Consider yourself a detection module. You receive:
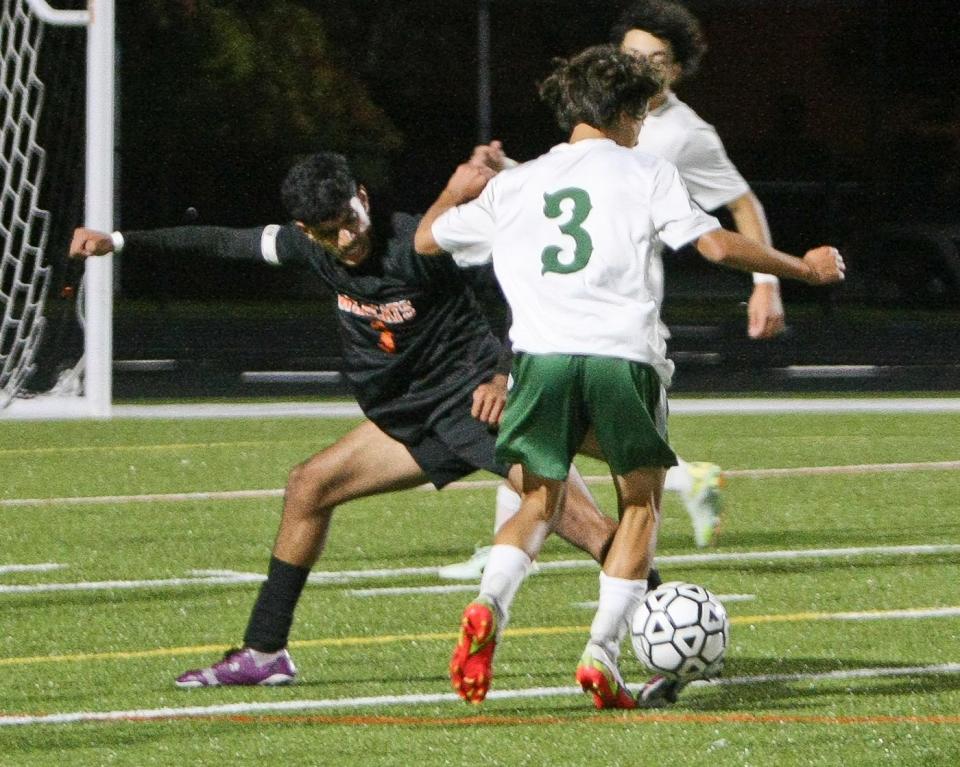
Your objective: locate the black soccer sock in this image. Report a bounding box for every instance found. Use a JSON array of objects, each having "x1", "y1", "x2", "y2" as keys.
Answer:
[
  {"x1": 647, "y1": 567, "x2": 663, "y2": 591},
  {"x1": 242, "y1": 556, "x2": 311, "y2": 652}
]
